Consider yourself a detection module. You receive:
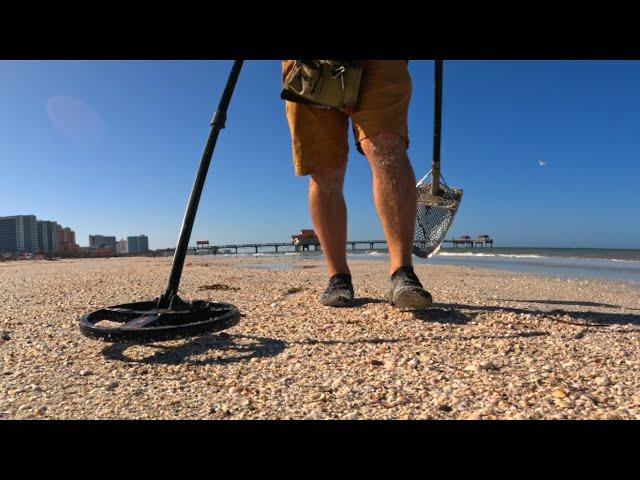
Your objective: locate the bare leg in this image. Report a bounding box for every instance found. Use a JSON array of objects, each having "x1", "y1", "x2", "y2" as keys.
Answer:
[
  {"x1": 360, "y1": 132, "x2": 417, "y2": 276},
  {"x1": 308, "y1": 165, "x2": 349, "y2": 278}
]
